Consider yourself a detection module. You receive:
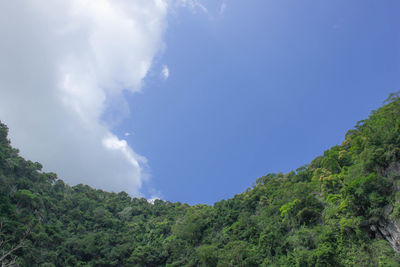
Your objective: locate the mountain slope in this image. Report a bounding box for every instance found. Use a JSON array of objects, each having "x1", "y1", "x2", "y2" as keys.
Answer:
[{"x1": 1, "y1": 93, "x2": 400, "y2": 266}]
